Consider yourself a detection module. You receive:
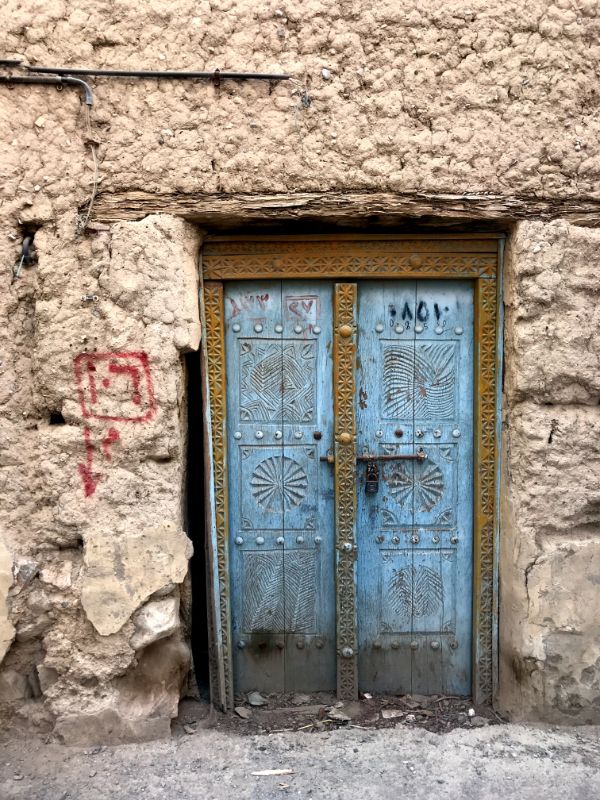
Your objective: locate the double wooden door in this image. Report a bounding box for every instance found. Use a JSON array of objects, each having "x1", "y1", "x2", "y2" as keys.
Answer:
[{"x1": 223, "y1": 279, "x2": 474, "y2": 695}]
